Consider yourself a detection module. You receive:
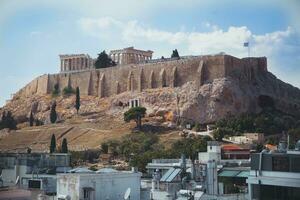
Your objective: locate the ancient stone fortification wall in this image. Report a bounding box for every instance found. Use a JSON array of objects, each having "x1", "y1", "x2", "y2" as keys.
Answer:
[{"x1": 15, "y1": 55, "x2": 267, "y2": 98}]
